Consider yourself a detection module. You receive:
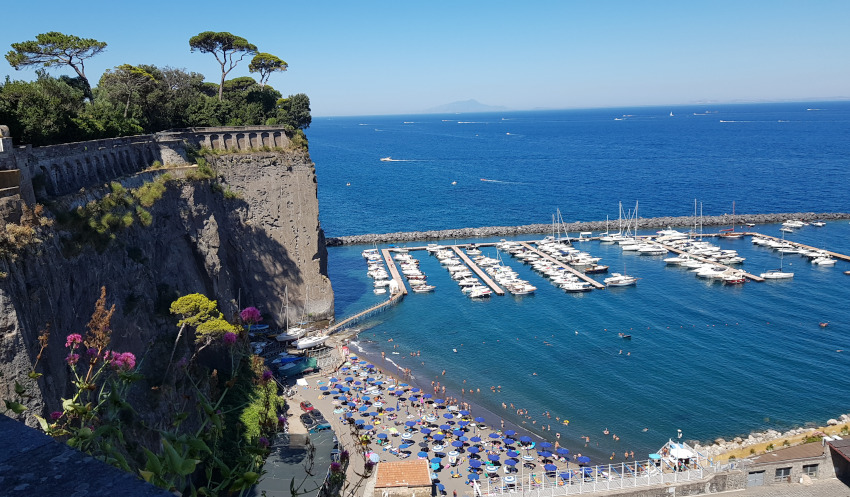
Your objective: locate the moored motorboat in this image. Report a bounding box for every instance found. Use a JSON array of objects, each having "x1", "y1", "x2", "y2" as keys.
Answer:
[
  {"x1": 604, "y1": 272, "x2": 637, "y2": 287},
  {"x1": 760, "y1": 270, "x2": 794, "y2": 279}
]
